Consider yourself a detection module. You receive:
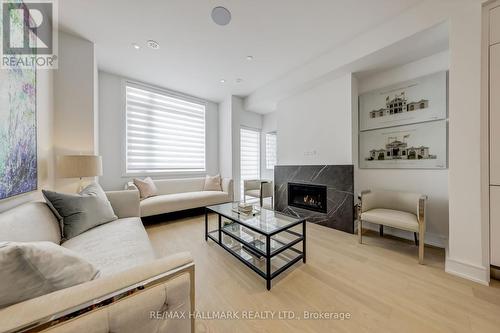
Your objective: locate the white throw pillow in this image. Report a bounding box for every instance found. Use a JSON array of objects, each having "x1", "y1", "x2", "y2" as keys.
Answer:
[
  {"x1": 133, "y1": 177, "x2": 158, "y2": 199},
  {"x1": 0, "y1": 241, "x2": 100, "y2": 308},
  {"x1": 204, "y1": 174, "x2": 222, "y2": 191}
]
